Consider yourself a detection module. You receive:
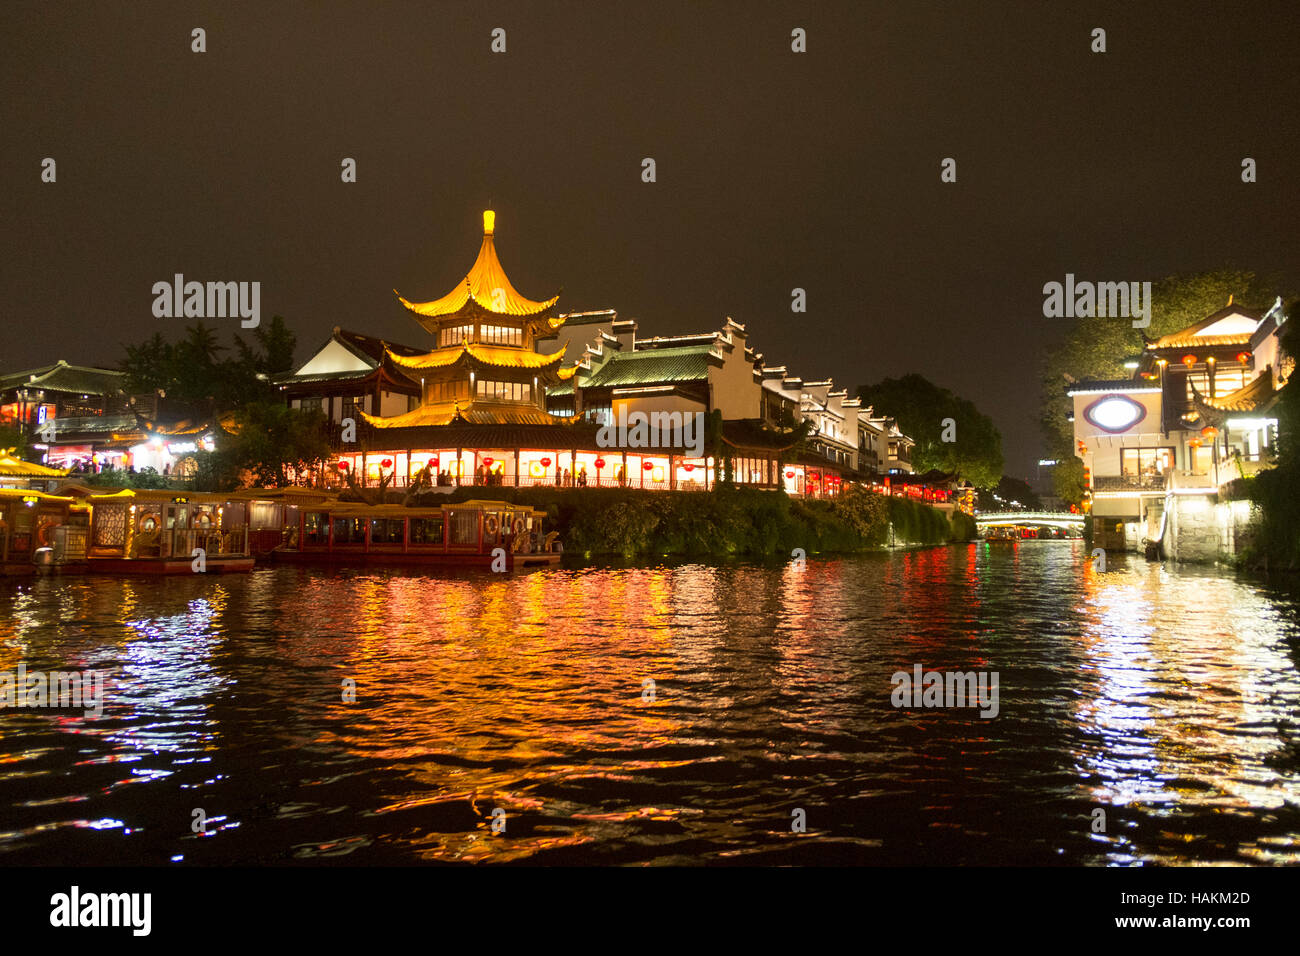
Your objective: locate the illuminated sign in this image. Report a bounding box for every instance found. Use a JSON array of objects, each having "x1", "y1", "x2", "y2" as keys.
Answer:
[{"x1": 1083, "y1": 395, "x2": 1146, "y2": 433}]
